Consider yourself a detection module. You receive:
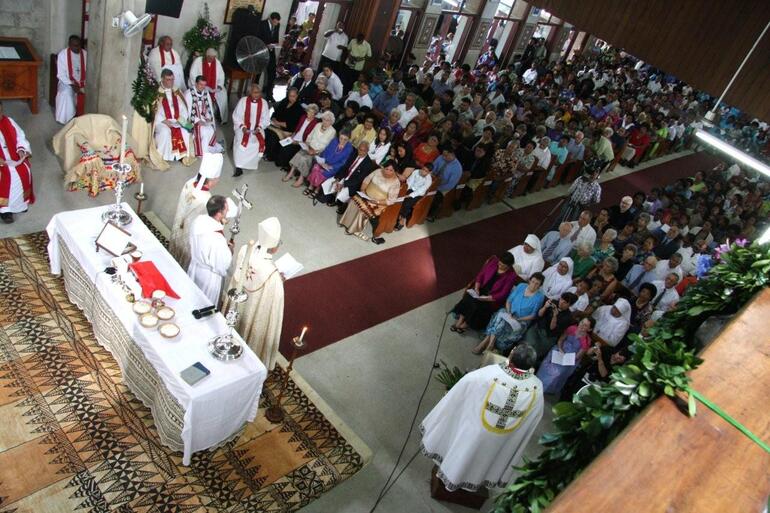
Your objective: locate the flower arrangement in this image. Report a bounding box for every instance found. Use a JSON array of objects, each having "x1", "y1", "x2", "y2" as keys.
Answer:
[
  {"x1": 182, "y1": 3, "x2": 227, "y2": 57},
  {"x1": 131, "y1": 59, "x2": 160, "y2": 123}
]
